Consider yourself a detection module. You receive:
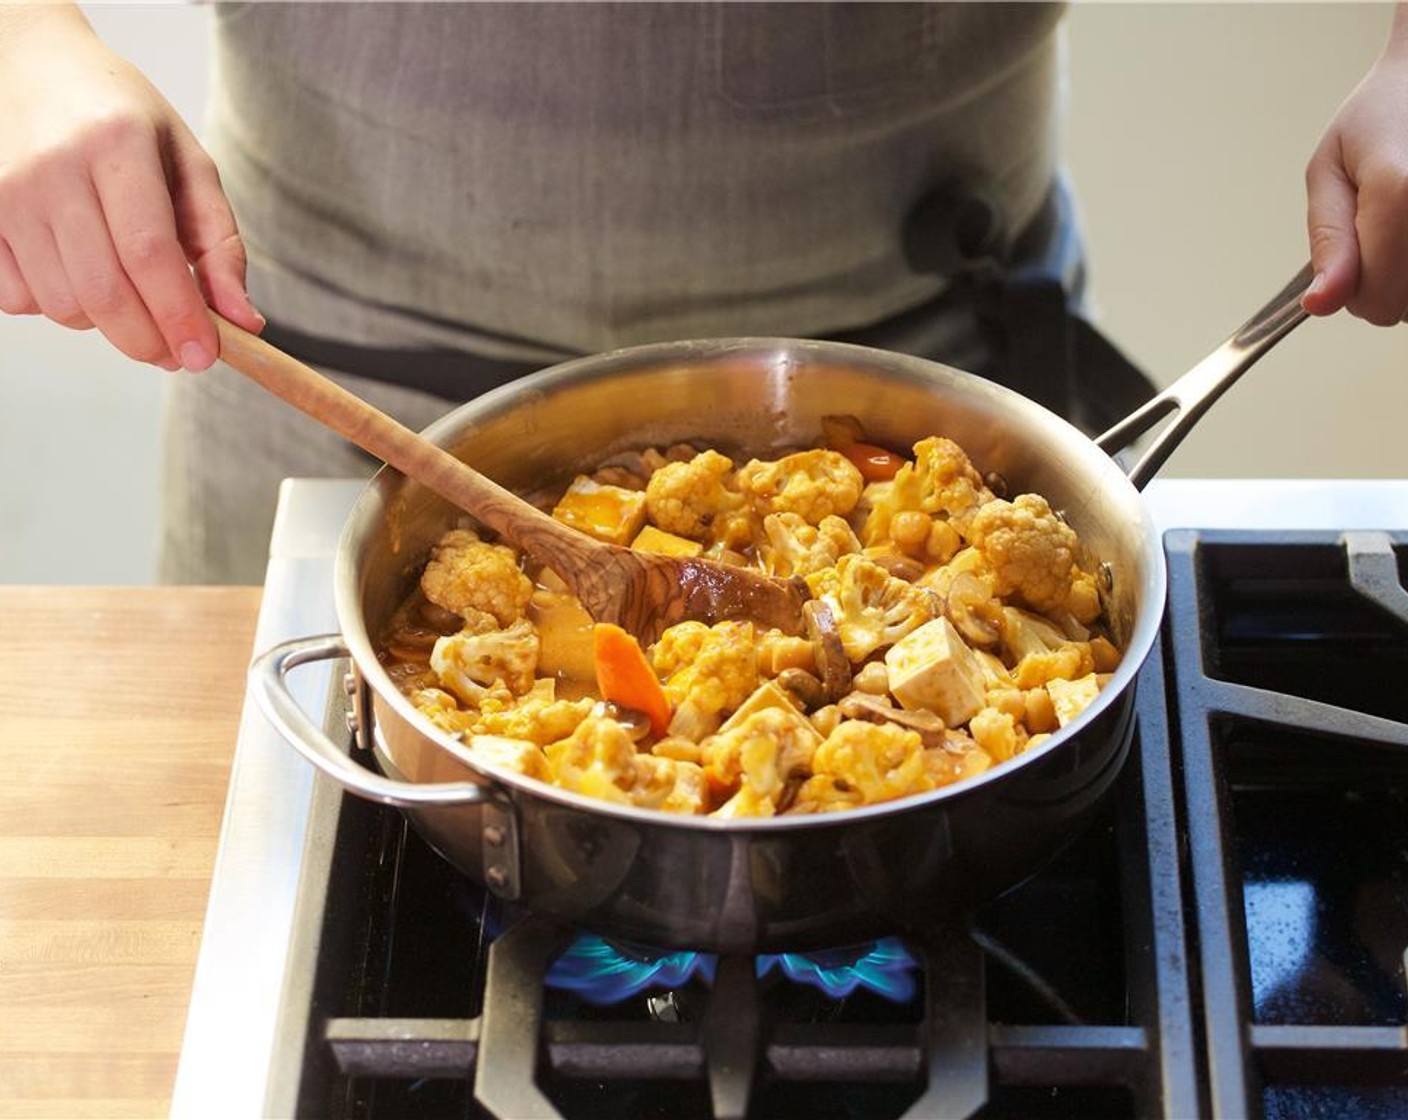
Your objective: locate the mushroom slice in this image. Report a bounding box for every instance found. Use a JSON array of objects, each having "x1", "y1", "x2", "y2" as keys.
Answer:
[
  {"x1": 776, "y1": 668, "x2": 826, "y2": 711},
  {"x1": 592, "y1": 701, "x2": 653, "y2": 742},
  {"x1": 944, "y1": 570, "x2": 1004, "y2": 649},
  {"x1": 803, "y1": 598, "x2": 852, "y2": 702},
  {"x1": 837, "y1": 691, "x2": 947, "y2": 750}
]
